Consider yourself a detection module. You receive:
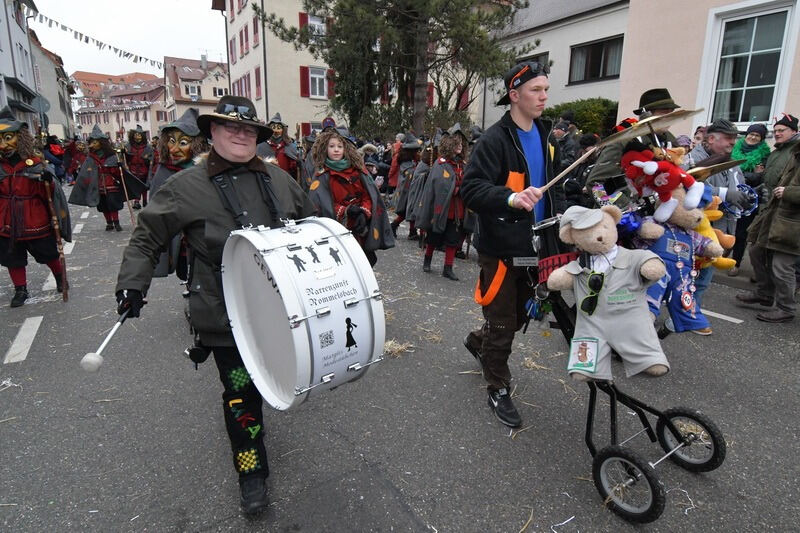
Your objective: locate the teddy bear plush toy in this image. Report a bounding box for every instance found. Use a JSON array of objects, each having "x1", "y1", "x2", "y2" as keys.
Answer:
[
  {"x1": 632, "y1": 186, "x2": 724, "y2": 333},
  {"x1": 547, "y1": 205, "x2": 670, "y2": 382},
  {"x1": 621, "y1": 144, "x2": 705, "y2": 223},
  {"x1": 694, "y1": 196, "x2": 736, "y2": 271}
]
